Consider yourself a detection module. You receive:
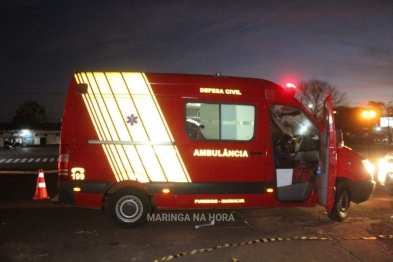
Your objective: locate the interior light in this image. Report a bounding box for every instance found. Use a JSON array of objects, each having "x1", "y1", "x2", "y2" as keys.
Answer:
[
  {"x1": 73, "y1": 187, "x2": 81, "y2": 192},
  {"x1": 266, "y1": 188, "x2": 274, "y2": 193},
  {"x1": 162, "y1": 188, "x2": 170, "y2": 193}
]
